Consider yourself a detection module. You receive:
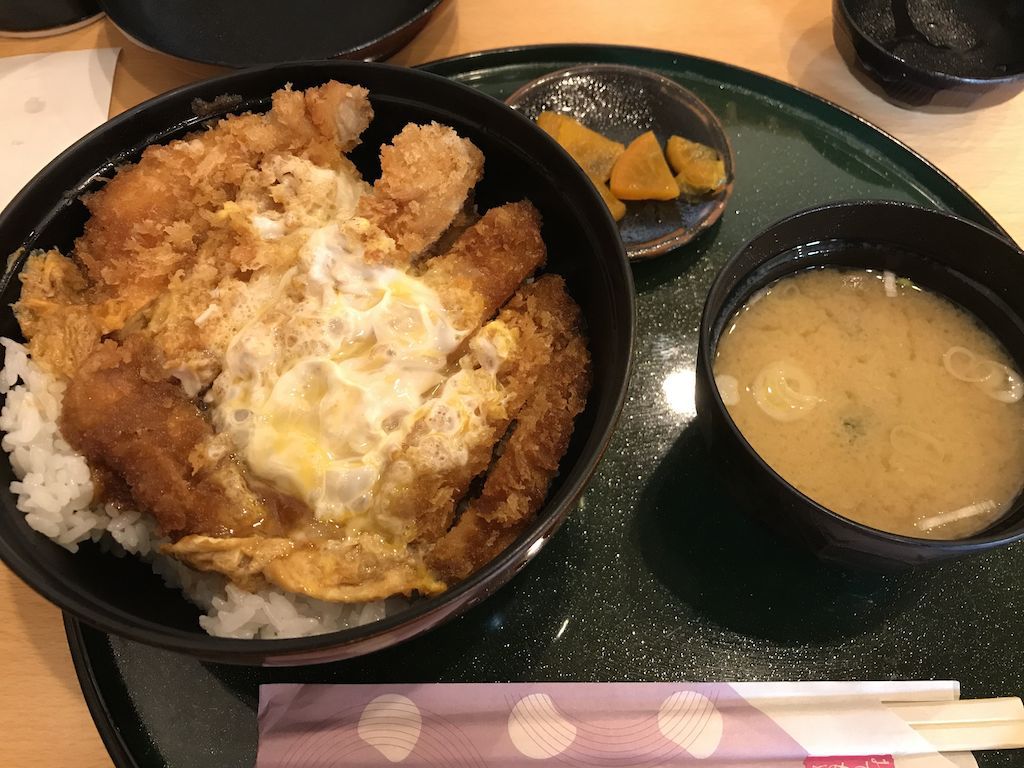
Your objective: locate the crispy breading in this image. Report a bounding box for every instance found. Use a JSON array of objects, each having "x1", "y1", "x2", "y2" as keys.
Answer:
[
  {"x1": 12, "y1": 83, "x2": 593, "y2": 607},
  {"x1": 428, "y1": 319, "x2": 590, "y2": 582},
  {"x1": 73, "y1": 82, "x2": 373, "y2": 333},
  {"x1": 356, "y1": 122, "x2": 483, "y2": 265},
  {"x1": 59, "y1": 341, "x2": 299, "y2": 539},
  {"x1": 15, "y1": 82, "x2": 378, "y2": 381},
  {"x1": 419, "y1": 201, "x2": 546, "y2": 335},
  {"x1": 132, "y1": 153, "x2": 374, "y2": 389},
  {"x1": 161, "y1": 277, "x2": 588, "y2": 602},
  {"x1": 374, "y1": 275, "x2": 582, "y2": 547},
  {"x1": 280, "y1": 79, "x2": 374, "y2": 155}
]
